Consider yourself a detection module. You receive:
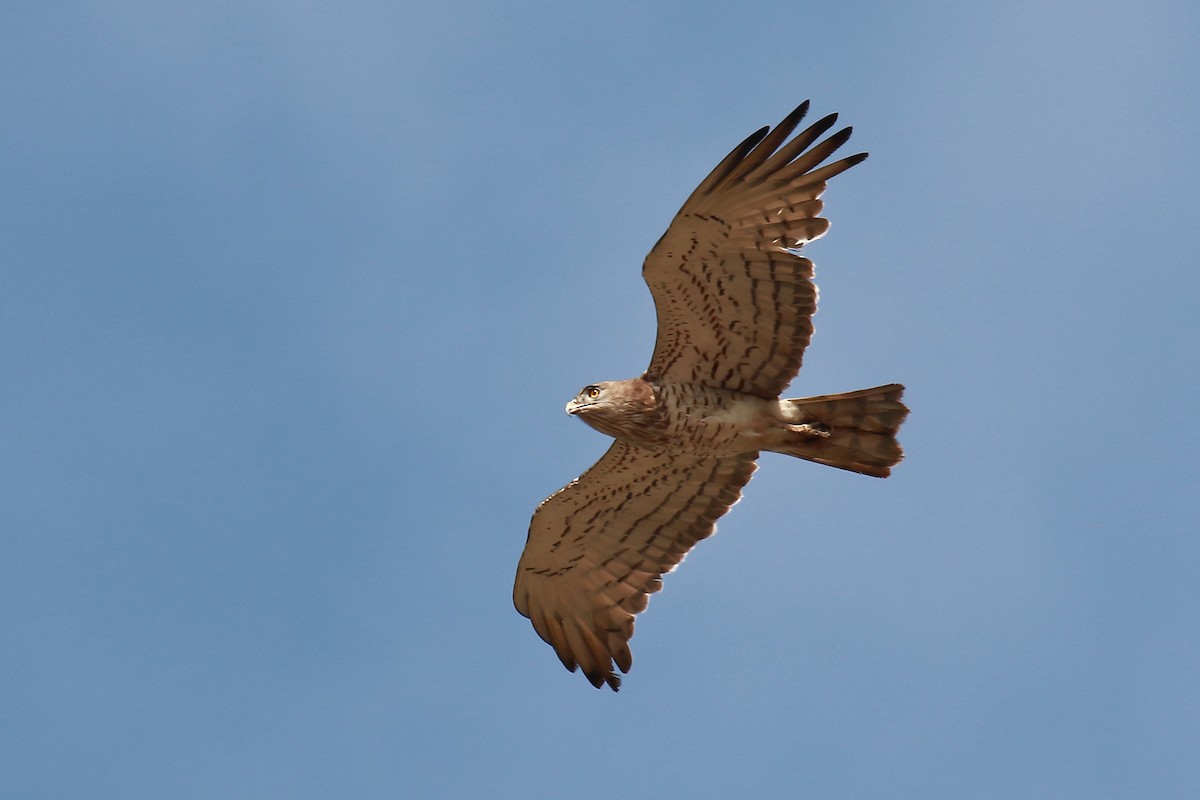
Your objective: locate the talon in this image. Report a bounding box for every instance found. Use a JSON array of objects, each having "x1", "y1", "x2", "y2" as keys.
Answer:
[{"x1": 787, "y1": 422, "x2": 831, "y2": 438}]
